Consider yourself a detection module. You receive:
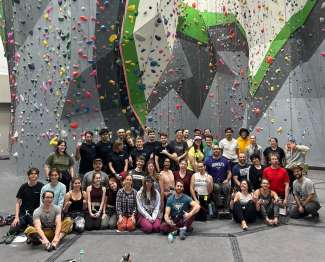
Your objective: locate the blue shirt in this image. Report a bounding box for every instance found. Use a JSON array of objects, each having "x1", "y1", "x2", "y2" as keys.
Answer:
[
  {"x1": 166, "y1": 193, "x2": 192, "y2": 220},
  {"x1": 203, "y1": 147, "x2": 213, "y2": 161},
  {"x1": 205, "y1": 156, "x2": 229, "y2": 183}
]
